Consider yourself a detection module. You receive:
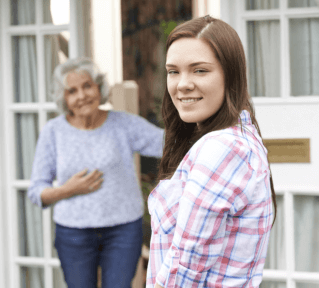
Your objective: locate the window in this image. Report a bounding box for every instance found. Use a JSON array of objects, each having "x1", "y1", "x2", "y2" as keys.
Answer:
[
  {"x1": 242, "y1": 0, "x2": 319, "y2": 98},
  {"x1": 225, "y1": 1, "x2": 319, "y2": 287},
  {"x1": 1, "y1": 0, "x2": 75, "y2": 286}
]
